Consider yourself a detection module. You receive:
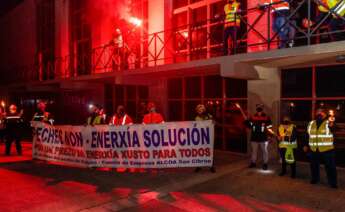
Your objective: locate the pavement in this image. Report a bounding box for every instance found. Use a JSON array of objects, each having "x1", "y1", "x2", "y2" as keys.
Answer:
[{"x1": 0, "y1": 142, "x2": 345, "y2": 212}]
